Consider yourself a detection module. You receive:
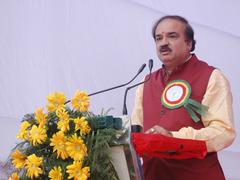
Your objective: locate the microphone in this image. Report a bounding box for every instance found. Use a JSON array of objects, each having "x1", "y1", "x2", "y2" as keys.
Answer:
[
  {"x1": 88, "y1": 63, "x2": 146, "y2": 96},
  {"x1": 65, "y1": 63, "x2": 146, "y2": 104},
  {"x1": 122, "y1": 59, "x2": 153, "y2": 116}
]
